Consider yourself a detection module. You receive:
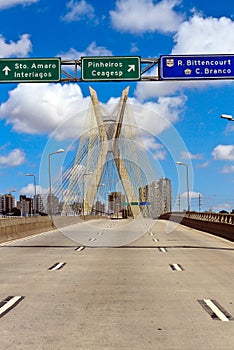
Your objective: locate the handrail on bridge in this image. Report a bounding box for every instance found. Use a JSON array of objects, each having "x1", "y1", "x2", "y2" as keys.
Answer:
[{"x1": 165, "y1": 211, "x2": 234, "y2": 225}]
